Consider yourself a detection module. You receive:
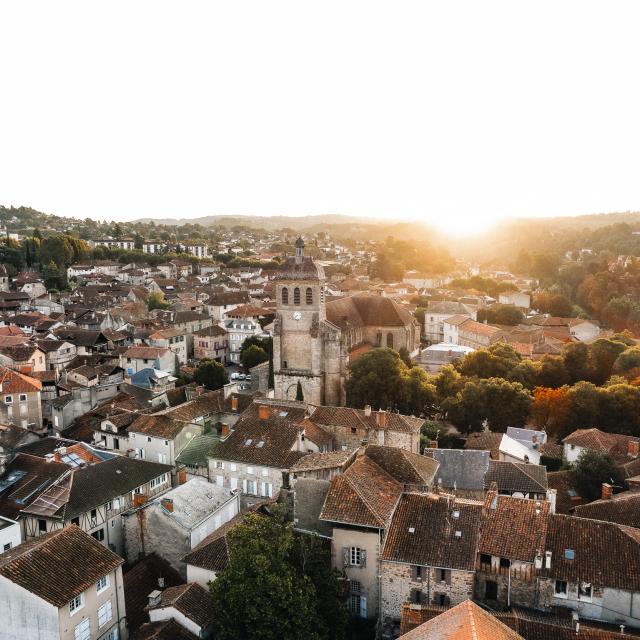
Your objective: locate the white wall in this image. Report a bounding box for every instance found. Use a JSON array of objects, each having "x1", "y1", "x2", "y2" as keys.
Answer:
[
  {"x1": 0, "y1": 575, "x2": 60, "y2": 640},
  {"x1": 0, "y1": 519, "x2": 22, "y2": 553}
]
